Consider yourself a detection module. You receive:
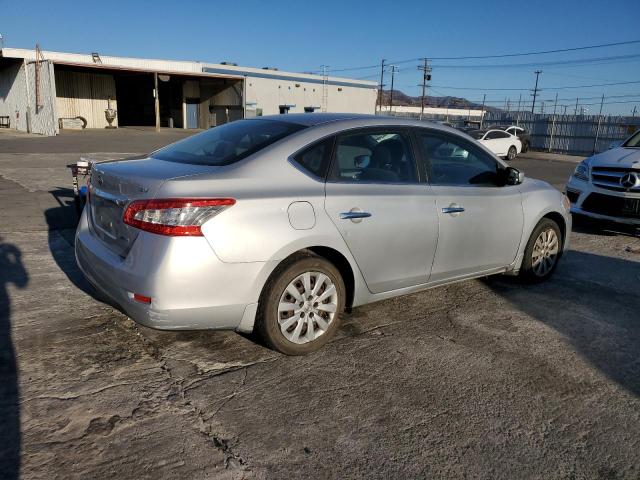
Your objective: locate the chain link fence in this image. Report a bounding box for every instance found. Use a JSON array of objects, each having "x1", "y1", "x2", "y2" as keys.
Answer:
[{"x1": 378, "y1": 110, "x2": 640, "y2": 156}]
